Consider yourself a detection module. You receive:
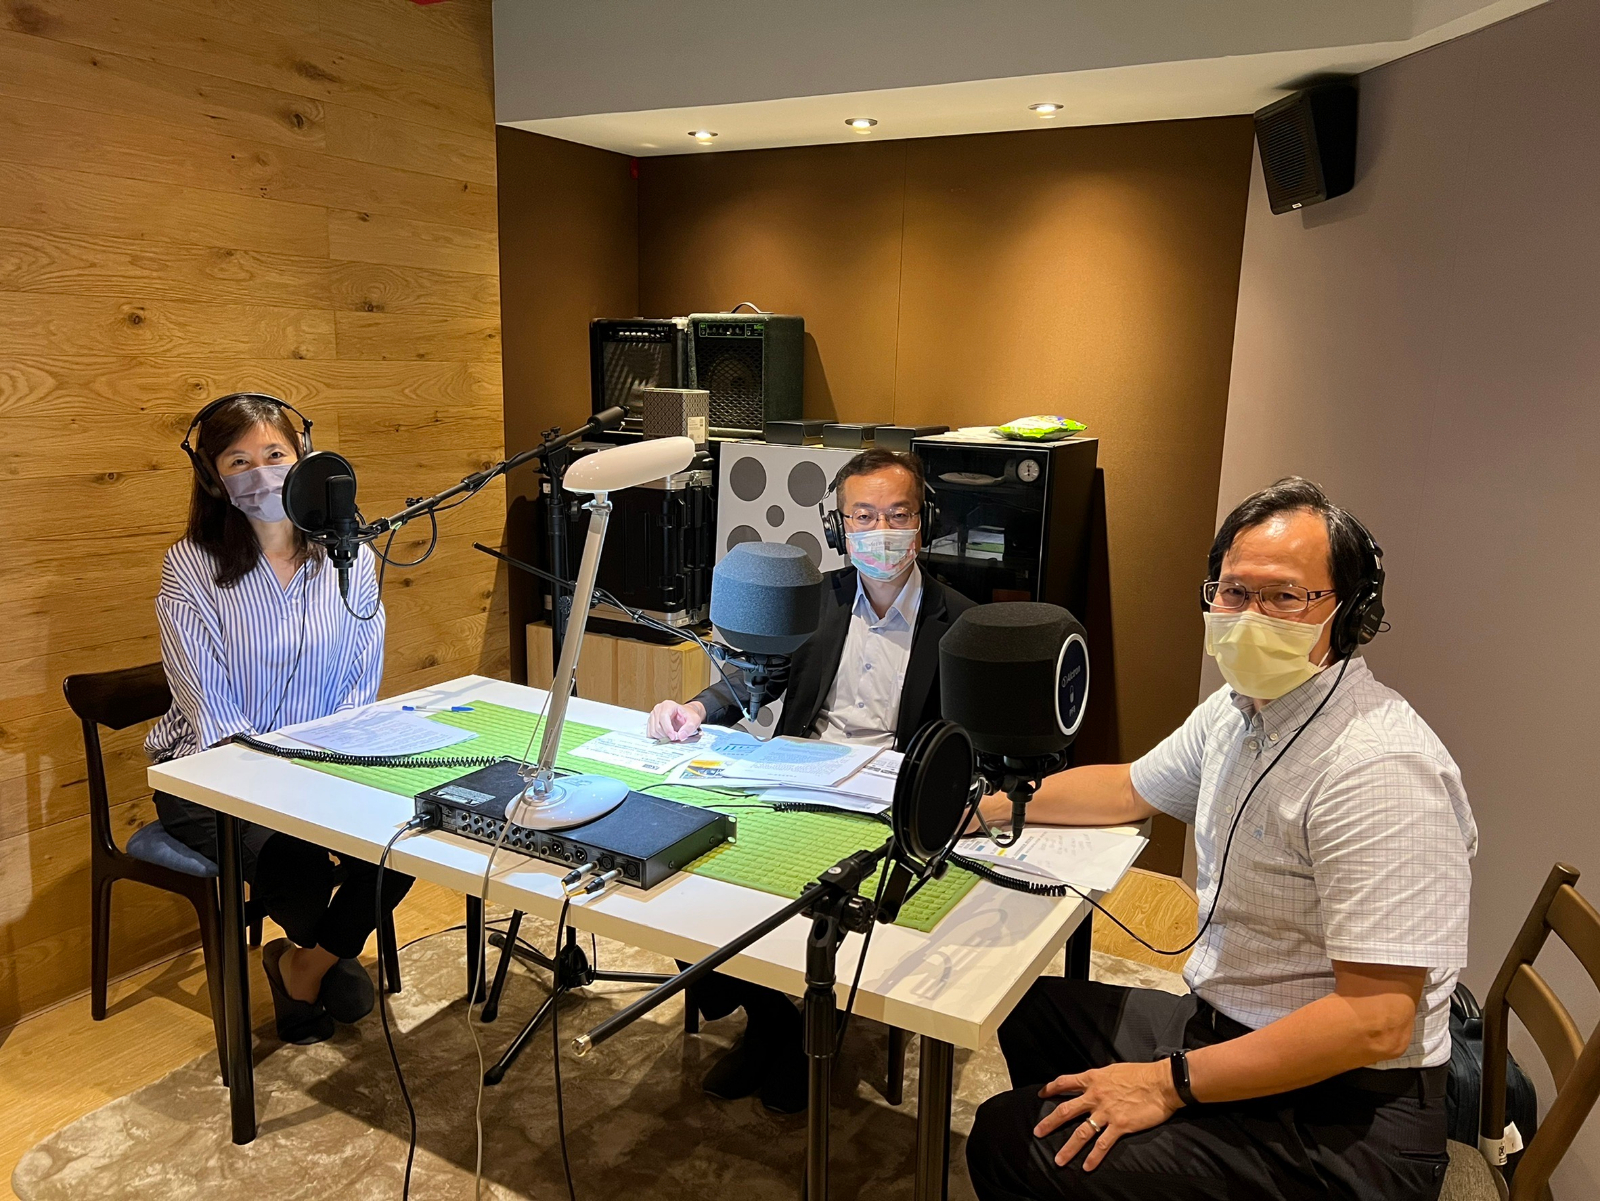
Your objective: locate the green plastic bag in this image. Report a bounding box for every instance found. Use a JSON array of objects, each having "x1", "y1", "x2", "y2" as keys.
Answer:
[{"x1": 993, "y1": 414, "x2": 1087, "y2": 442}]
